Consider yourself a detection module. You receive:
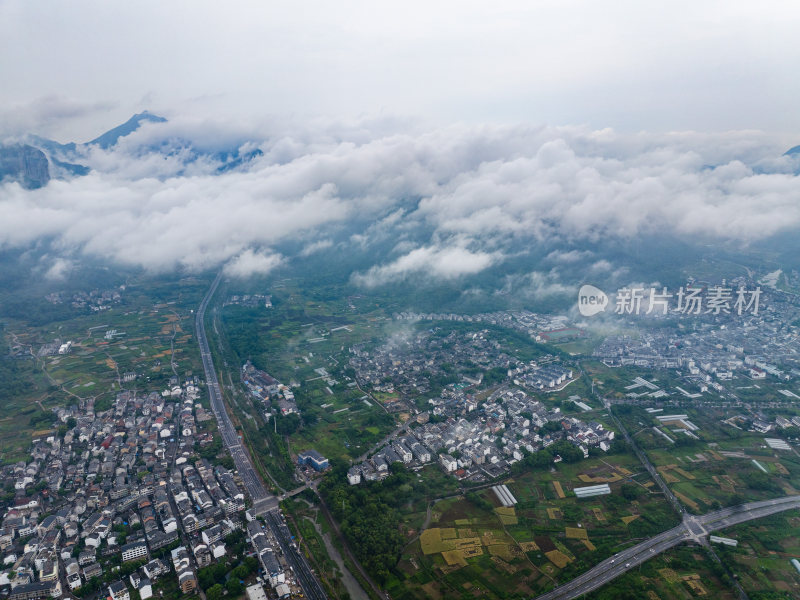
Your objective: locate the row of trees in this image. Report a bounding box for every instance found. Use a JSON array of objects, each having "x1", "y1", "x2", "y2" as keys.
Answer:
[
  {"x1": 319, "y1": 463, "x2": 419, "y2": 584},
  {"x1": 509, "y1": 438, "x2": 628, "y2": 477}
]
